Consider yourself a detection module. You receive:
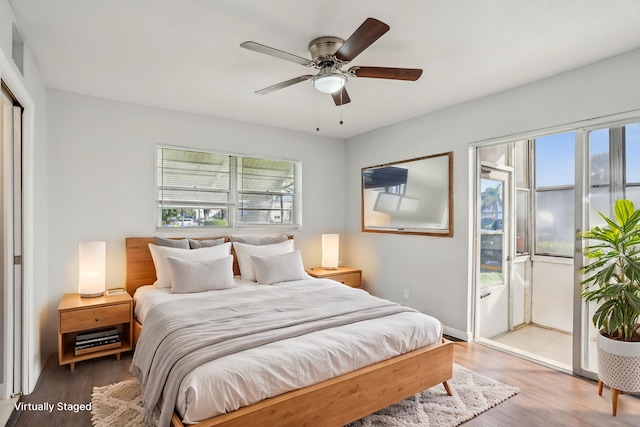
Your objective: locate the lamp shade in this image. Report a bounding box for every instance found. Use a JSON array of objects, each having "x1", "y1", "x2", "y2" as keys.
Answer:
[
  {"x1": 322, "y1": 234, "x2": 340, "y2": 269},
  {"x1": 79, "y1": 241, "x2": 106, "y2": 298}
]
